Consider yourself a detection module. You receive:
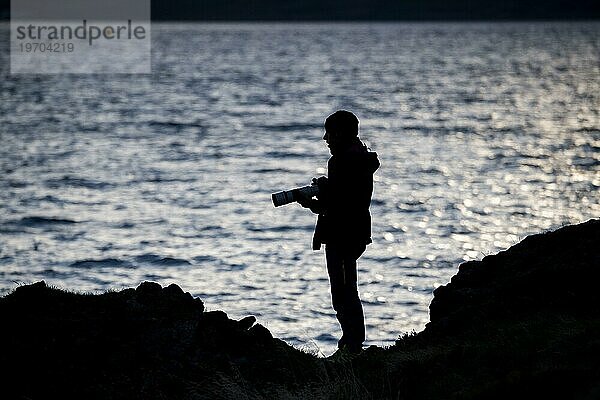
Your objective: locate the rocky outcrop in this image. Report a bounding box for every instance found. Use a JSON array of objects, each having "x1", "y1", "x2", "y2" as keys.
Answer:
[
  {"x1": 387, "y1": 218, "x2": 600, "y2": 399},
  {"x1": 428, "y1": 218, "x2": 600, "y2": 332},
  {"x1": 1, "y1": 219, "x2": 599, "y2": 399},
  {"x1": 0, "y1": 280, "x2": 324, "y2": 399}
]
